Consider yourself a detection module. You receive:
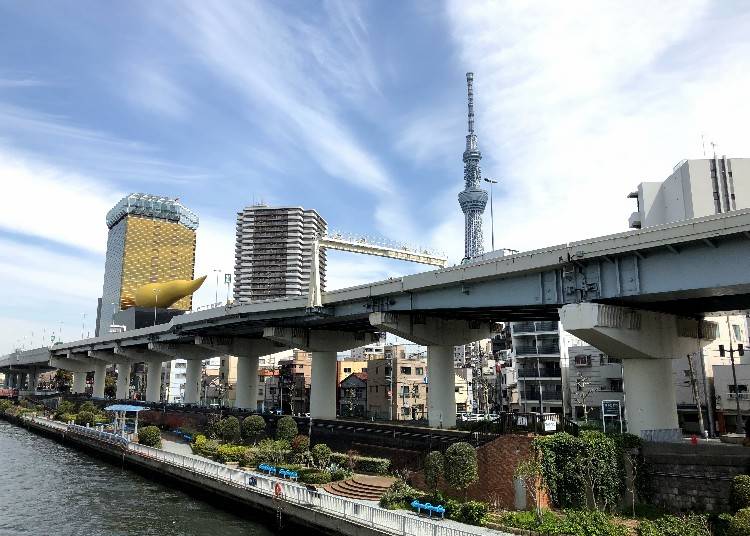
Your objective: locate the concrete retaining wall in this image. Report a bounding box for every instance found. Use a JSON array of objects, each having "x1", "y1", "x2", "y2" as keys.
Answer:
[{"x1": 642, "y1": 441, "x2": 750, "y2": 512}]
